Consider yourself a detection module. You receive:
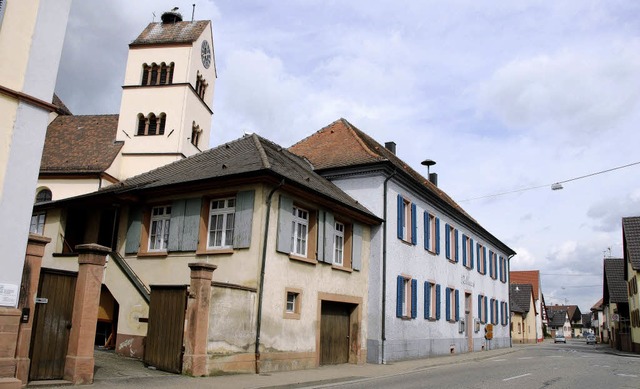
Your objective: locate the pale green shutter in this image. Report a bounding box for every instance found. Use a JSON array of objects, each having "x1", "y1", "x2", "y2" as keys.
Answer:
[{"x1": 233, "y1": 190, "x2": 255, "y2": 248}]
